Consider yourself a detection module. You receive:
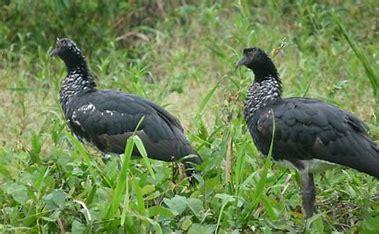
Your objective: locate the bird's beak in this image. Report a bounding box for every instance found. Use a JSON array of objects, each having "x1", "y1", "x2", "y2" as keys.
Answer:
[
  {"x1": 49, "y1": 48, "x2": 59, "y2": 57},
  {"x1": 236, "y1": 55, "x2": 248, "y2": 69}
]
